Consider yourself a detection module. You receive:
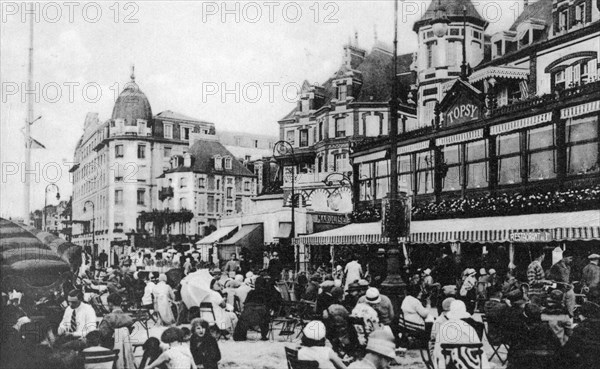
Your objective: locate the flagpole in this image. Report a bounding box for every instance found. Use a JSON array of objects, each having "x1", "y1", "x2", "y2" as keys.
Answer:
[{"x1": 24, "y1": 3, "x2": 34, "y2": 225}]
